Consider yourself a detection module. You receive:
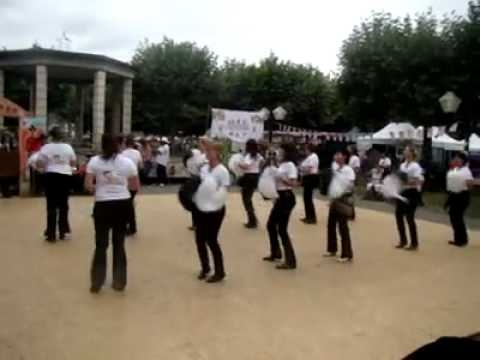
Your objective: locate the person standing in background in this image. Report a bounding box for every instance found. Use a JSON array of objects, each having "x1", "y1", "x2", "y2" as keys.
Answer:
[
  {"x1": 85, "y1": 134, "x2": 140, "y2": 293},
  {"x1": 378, "y1": 151, "x2": 392, "y2": 178},
  {"x1": 155, "y1": 137, "x2": 170, "y2": 187},
  {"x1": 347, "y1": 145, "x2": 361, "y2": 174},
  {"x1": 445, "y1": 152, "x2": 475, "y2": 247},
  {"x1": 324, "y1": 149, "x2": 356, "y2": 262},
  {"x1": 395, "y1": 146, "x2": 424, "y2": 251},
  {"x1": 121, "y1": 135, "x2": 143, "y2": 236},
  {"x1": 263, "y1": 143, "x2": 298, "y2": 270},
  {"x1": 193, "y1": 142, "x2": 230, "y2": 283},
  {"x1": 299, "y1": 143, "x2": 319, "y2": 224},
  {"x1": 238, "y1": 139, "x2": 264, "y2": 229},
  {"x1": 37, "y1": 127, "x2": 76, "y2": 242}
]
